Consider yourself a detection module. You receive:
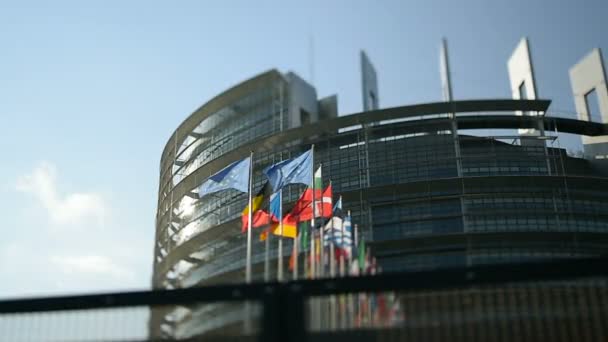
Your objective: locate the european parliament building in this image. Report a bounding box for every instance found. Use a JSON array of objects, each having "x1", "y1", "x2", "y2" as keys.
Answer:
[{"x1": 150, "y1": 39, "x2": 608, "y2": 339}]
